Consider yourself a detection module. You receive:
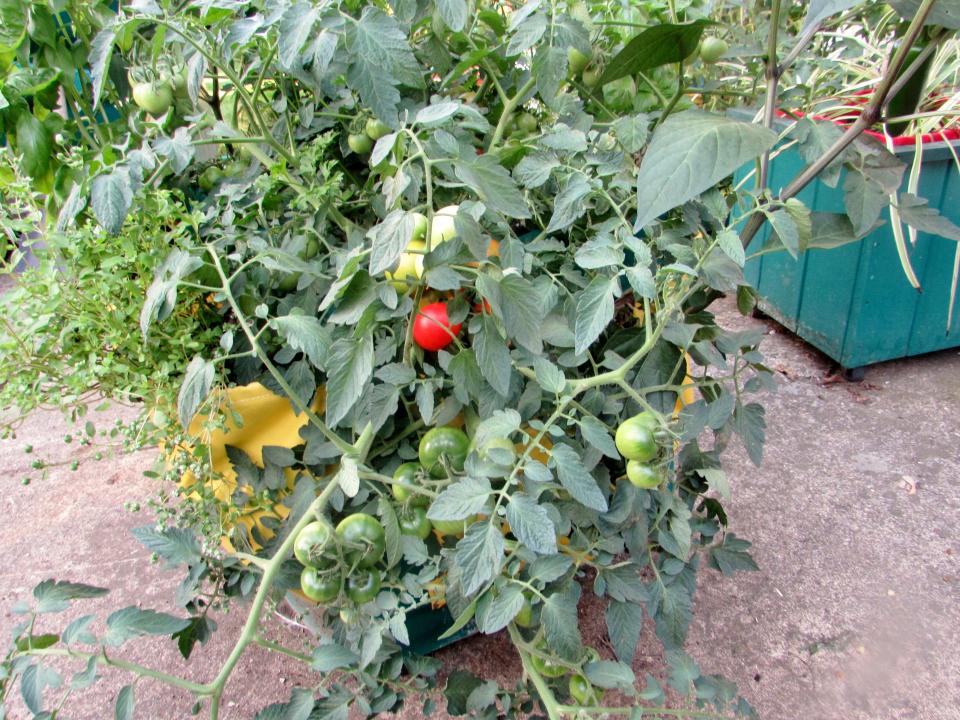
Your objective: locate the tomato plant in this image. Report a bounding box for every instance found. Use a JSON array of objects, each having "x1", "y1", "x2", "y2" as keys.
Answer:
[{"x1": 2, "y1": 0, "x2": 943, "y2": 717}]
